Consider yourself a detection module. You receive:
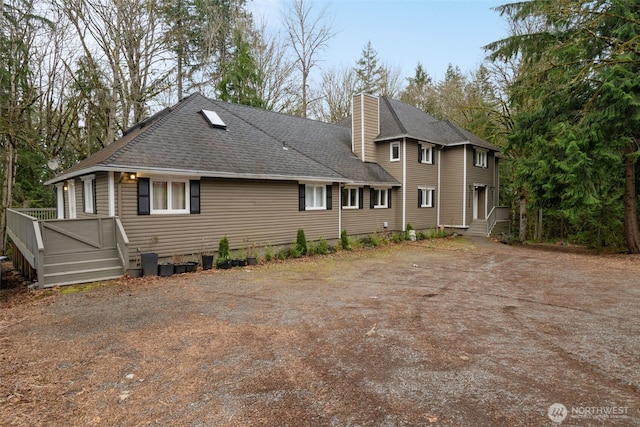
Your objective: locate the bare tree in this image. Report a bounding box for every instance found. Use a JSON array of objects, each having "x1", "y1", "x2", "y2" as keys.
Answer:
[
  {"x1": 250, "y1": 19, "x2": 296, "y2": 112},
  {"x1": 281, "y1": 0, "x2": 334, "y2": 118},
  {"x1": 310, "y1": 66, "x2": 357, "y2": 123}
]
